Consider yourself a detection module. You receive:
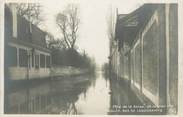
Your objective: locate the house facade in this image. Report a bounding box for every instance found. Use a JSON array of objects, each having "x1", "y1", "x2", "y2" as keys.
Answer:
[
  {"x1": 5, "y1": 5, "x2": 51, "y2": 80},
  {"x1": 110, "y1": 4, "x2": 178, "y2": 114}
]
